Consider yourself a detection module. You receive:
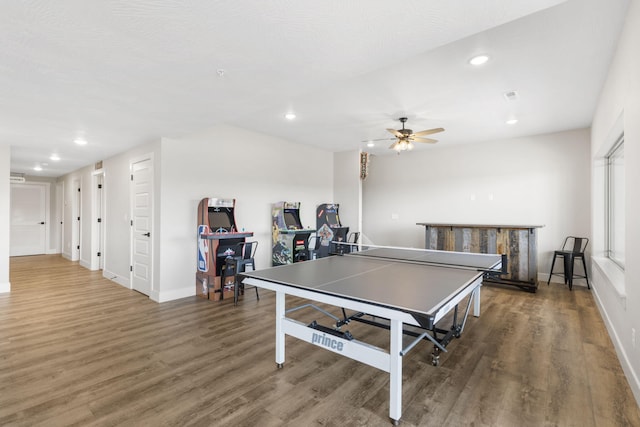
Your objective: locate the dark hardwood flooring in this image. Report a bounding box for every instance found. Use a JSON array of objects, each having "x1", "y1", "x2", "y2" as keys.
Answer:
[{"x1": 1, "y1": 255, "x2": 639, "y2": 426}]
